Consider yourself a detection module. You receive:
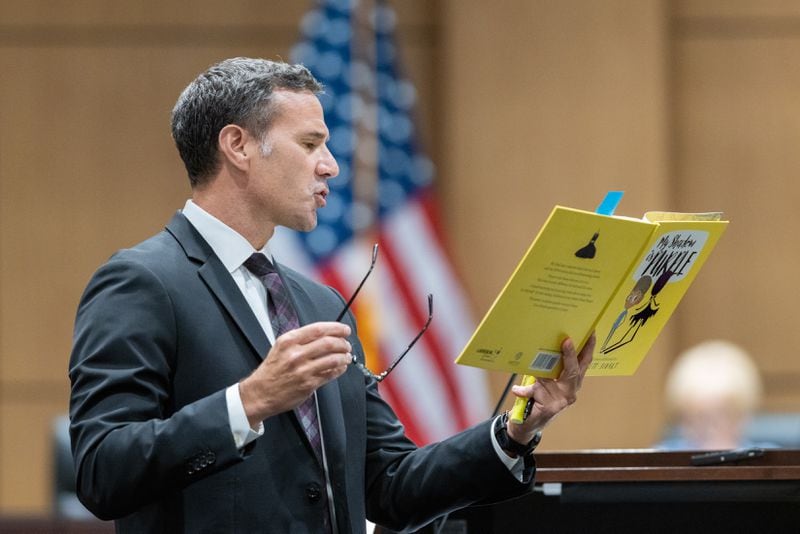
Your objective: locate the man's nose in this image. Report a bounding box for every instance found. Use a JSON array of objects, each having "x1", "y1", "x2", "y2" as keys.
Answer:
[{"x1": 318, "y1": 147, "x2": 339, "y2": 179}]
